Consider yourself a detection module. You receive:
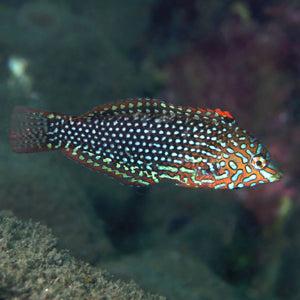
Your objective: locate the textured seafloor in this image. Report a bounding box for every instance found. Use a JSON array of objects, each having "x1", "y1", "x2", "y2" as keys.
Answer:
[{"x1": 0, "y1": 211, "x2": 165, "y2": 300}]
